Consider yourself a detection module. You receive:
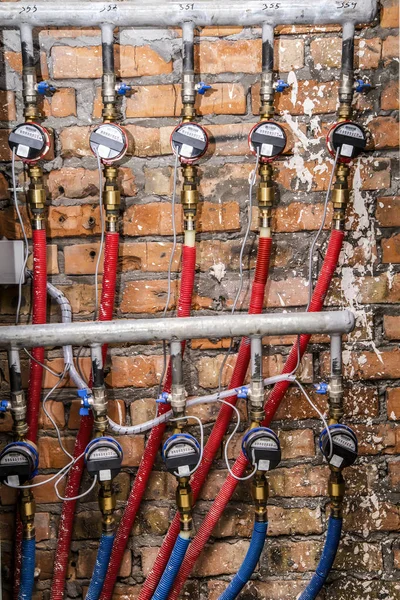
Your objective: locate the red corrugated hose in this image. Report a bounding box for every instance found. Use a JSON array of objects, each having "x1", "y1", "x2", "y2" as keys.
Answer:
[
  {"x1": 99, "y1": 244, "x2": 197, "y2": 600},
  {"x1": 137, "y1": 236, "x2": 272, "y2": 600},
  {"x1": 167, "y1": 229, "x2": 344, "y2": 600},
  {"x1": 51, "y1": 231, "x2": 119, "y2": 600},
  {"x1": 14, "y1": 227, "x2": 48, "y2": 600}
]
